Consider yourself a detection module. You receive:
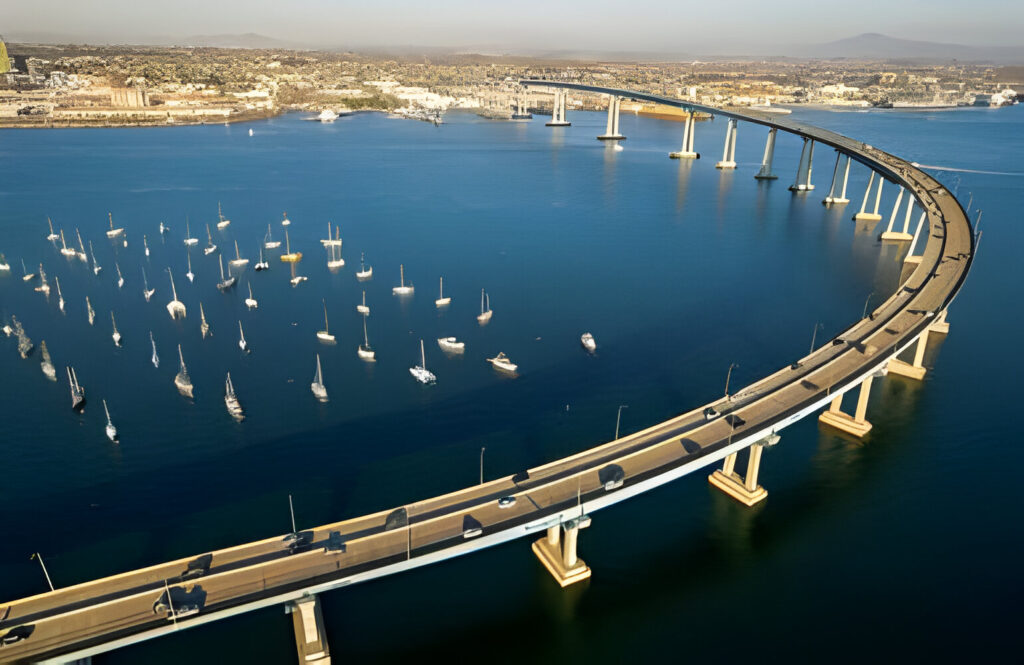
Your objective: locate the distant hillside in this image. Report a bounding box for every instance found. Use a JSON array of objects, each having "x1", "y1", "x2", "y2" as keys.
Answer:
[
  {"x1": 178, "y1": 33, "x2": 296, "y2": 49},
  {"x1": 795, "y1": 33, "x2": 1024, "y2": 63}
]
